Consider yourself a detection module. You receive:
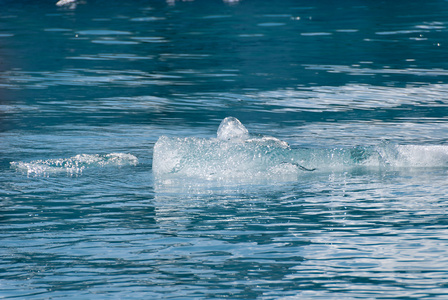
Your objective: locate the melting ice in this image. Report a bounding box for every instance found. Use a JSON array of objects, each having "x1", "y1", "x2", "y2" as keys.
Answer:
[
  {"x1": 11, "y1": 153, "x2": 138, "y2": 176},
  {"x1": 217, "y1": 116, "x2": 249, "y2": 141},
  {"x1": 153, "y1": 117, "x2": 448, "y2": 182}
]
